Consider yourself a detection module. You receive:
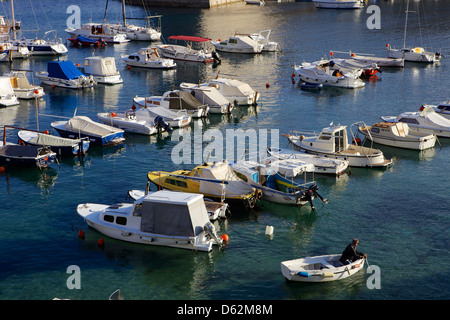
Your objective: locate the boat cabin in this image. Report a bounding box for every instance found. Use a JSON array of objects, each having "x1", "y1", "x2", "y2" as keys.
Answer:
[
  {"x1": 369, "y1": 122, "x2": 409, "y2": 137},
  {"x1": 312, "y1": 125, "x2": 349, "y2": 153}
]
